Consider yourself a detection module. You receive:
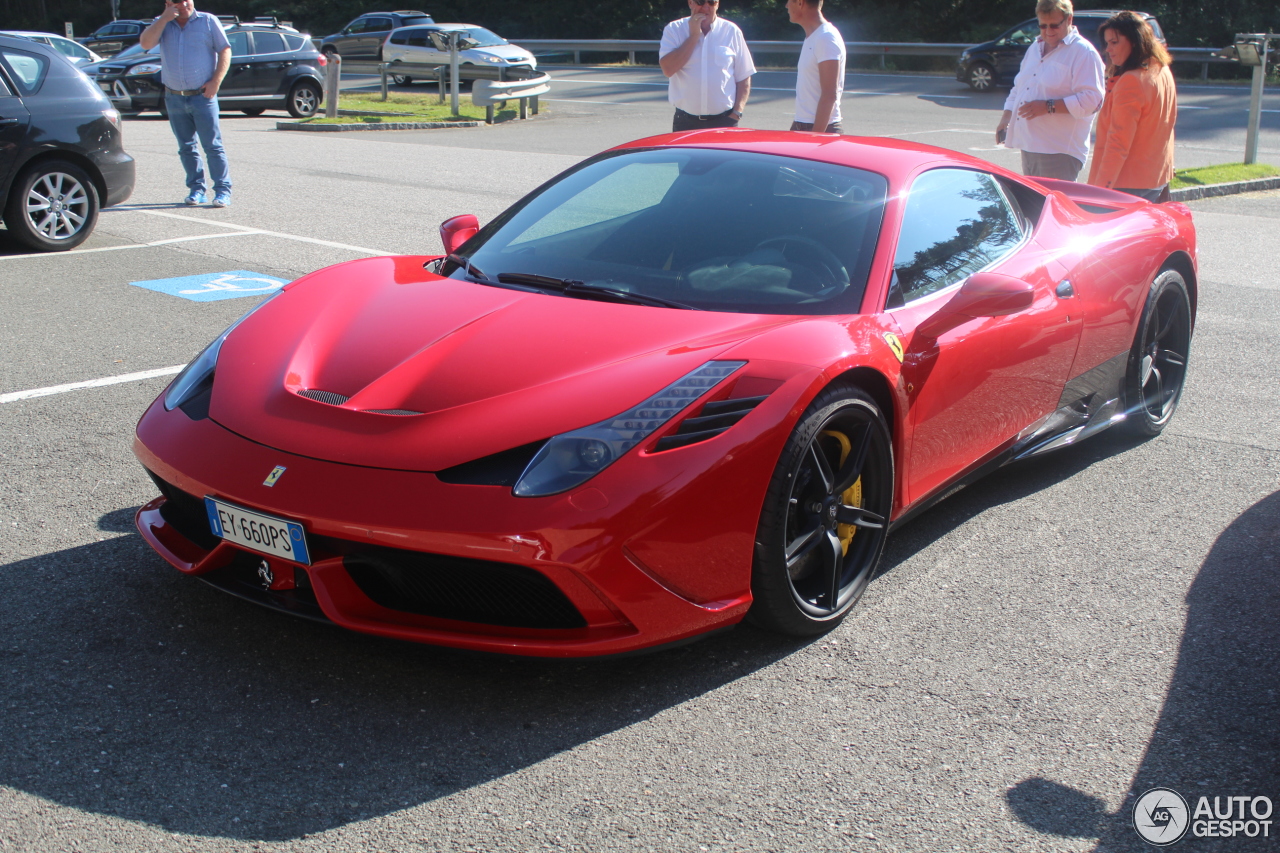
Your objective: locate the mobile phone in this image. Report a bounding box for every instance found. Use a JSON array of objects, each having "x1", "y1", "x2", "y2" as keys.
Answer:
[{"x1": 996, "y1": 127, "x2": 1007, "y2": 145}]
